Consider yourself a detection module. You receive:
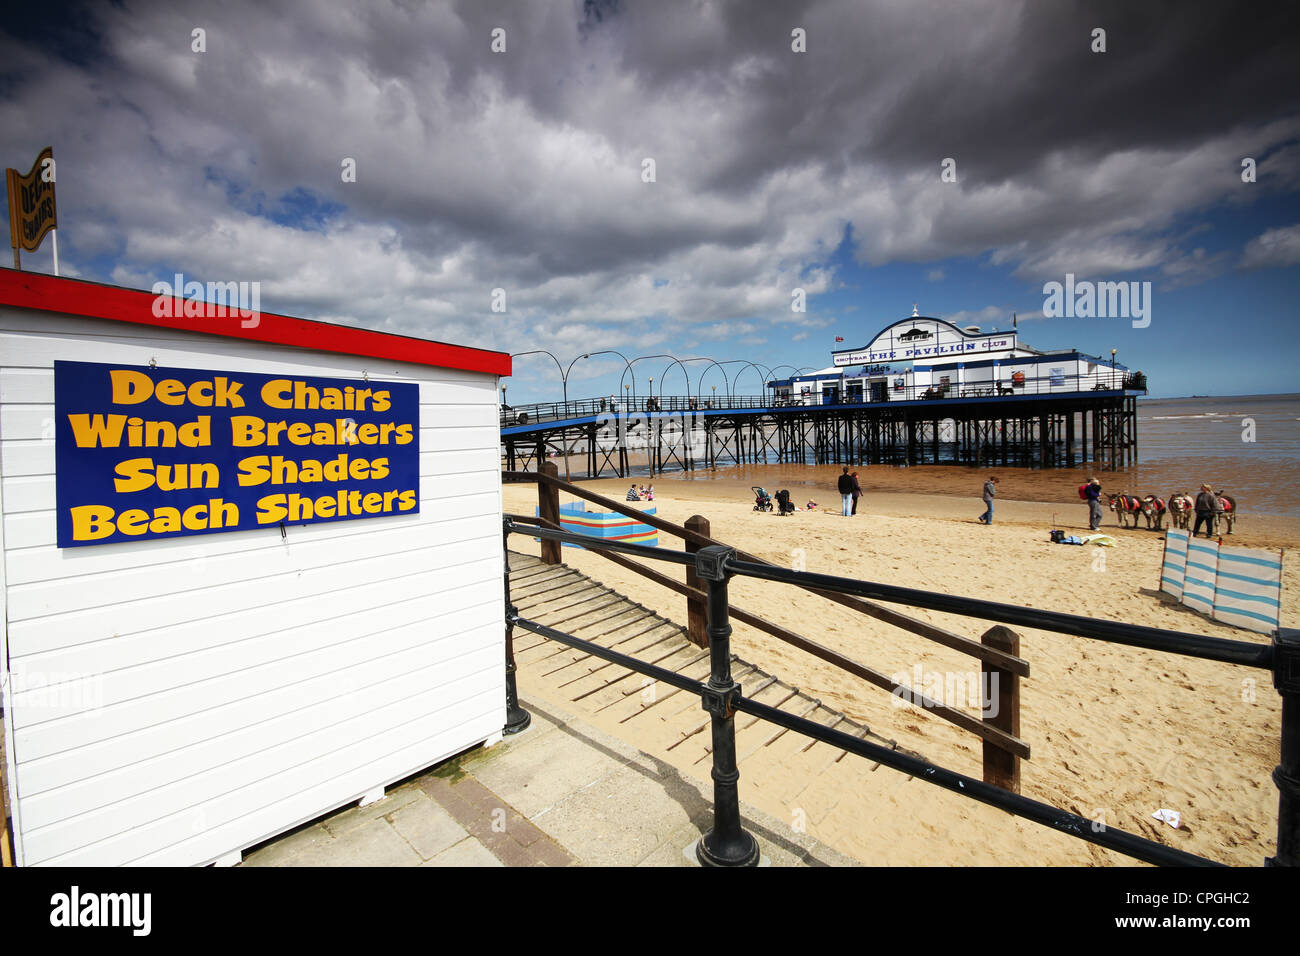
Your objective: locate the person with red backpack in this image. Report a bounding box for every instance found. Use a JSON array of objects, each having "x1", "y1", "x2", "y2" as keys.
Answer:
[{"x1": 1082, "y1": 478, "x2": 1102, "y2": 530}]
